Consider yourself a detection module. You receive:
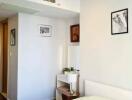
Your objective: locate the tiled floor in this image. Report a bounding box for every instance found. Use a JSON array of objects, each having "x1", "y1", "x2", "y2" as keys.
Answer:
[{"x1": 0, "y1": 94, "x2": 6, "y2": 100}]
